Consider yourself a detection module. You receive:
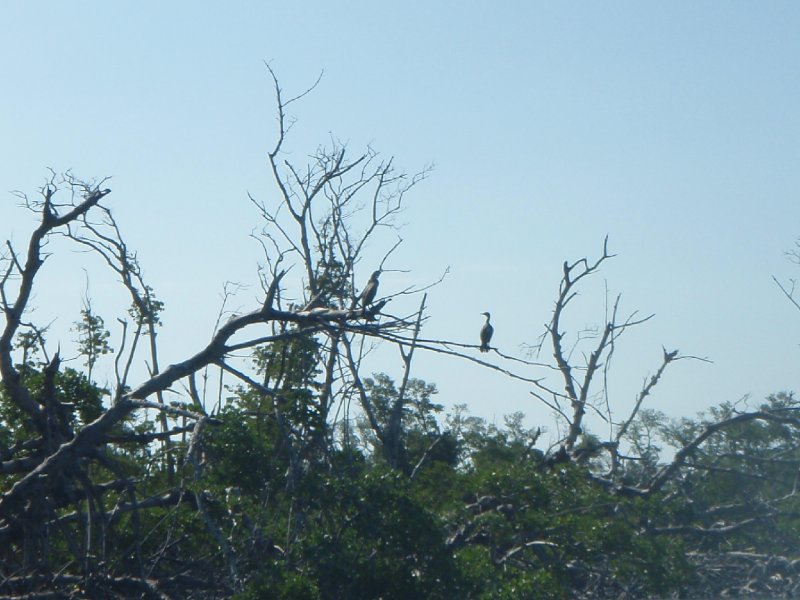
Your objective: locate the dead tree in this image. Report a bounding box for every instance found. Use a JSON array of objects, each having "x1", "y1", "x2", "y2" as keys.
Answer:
[
  {"x1": 528, "y1": 236, "x2": 671, "y2": 466},
  {"x1": 0, "y1": 69, "x2": 437, "y2": 597},
  {"x1": 524, "y1": 238, "x2": 800, "y2": 595}
]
